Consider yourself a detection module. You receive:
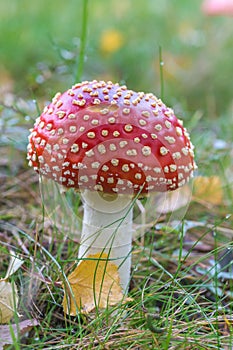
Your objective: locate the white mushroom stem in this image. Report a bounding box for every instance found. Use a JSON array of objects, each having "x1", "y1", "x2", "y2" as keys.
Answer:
[{"x1": 78, "y1": 190, "x2": 135, "y2": 293}]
